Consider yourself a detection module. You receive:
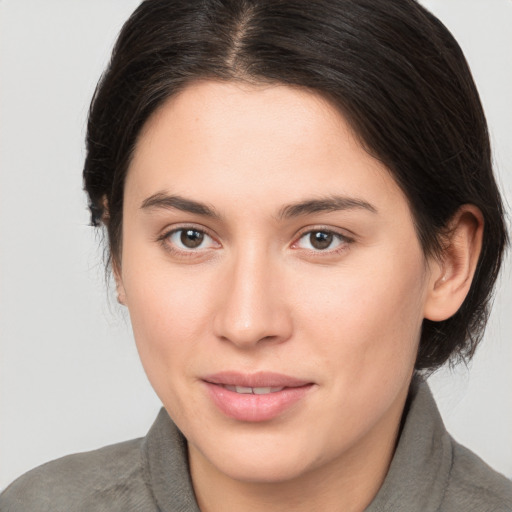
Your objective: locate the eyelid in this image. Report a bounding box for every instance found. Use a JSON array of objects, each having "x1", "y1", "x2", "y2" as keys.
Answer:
[
  {"x1": 156, "y1": 223, "x2": 354, "y2": 256},
  {"x1": 291, "y1": 226, "x2": 355, "y2": 252},
  {"x1": 157, "y1": 223, "x2": 221, "y2": 253}
]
